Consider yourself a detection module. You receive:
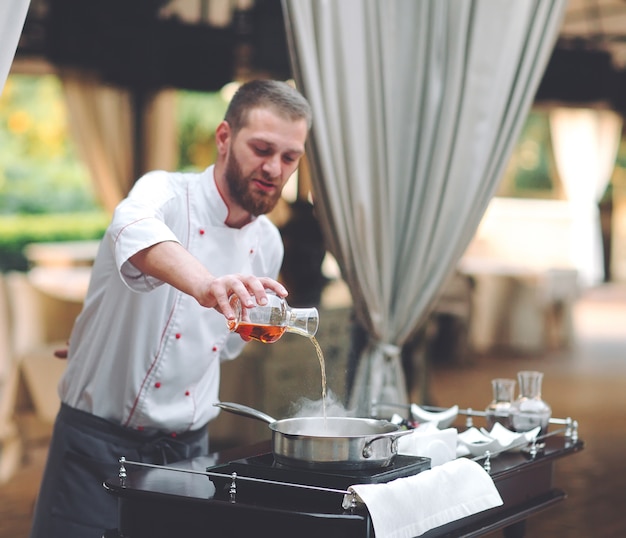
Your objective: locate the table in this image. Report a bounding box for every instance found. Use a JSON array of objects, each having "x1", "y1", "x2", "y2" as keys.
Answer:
[
  {"x1": 104, "y1": 435, "x2": 583, "y2": 538},
  {"x1": 457, "y1": 258, "x2": 579, "y2": 354},
  {"x1": 24, "y1": 240, "x2": 100, "y2": 268},
  {"x1": 27, "y1": 266, "x2": 92, "y2": 303}
]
